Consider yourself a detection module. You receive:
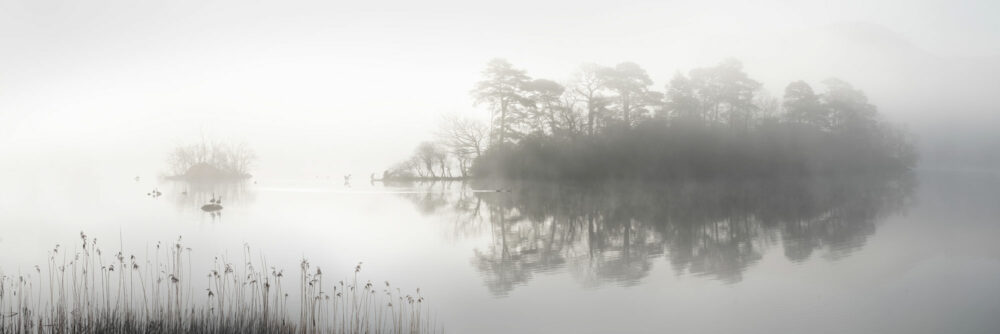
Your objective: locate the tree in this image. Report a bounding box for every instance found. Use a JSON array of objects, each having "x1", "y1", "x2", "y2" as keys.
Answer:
[
  {"x1": 782, "y1": 81, "x2": 826, "y2": 129},
  {"x1": 436, "y1": 149, "x2": 449, "y2": 177},
  {"x1": 754, "y1": 90, "x2": 781, "y2": 126},
  {"x1": 821, "y1": 78, "x2": 877, "y2": 134},
  {"x1": 432, "y1": 58, "x2": 915, "y2": 180},
  {"x1": 523, "y1": 79, "x2": 566, "y2": 135},
  {"x1": 664, "y1": 72, "x2": 701, "y2": 121},
  {"x1": 389, "y1": 158, "x2": 420, "y2": 178},
  {"x1": 571, "y1": 64, "x2": 610, "y2": 135},
  {"x1": 229, "y1": 142, "x2": 257, "y2": 176},
  {"x1": 415, "y1": 141, "x2": 441, "y2": 178},
  {"x1": 557, "y1": 93, "x2": 585, "y2": 137},
  {"x1": 689, "y1": 59, "x2": 761, "y2": 129},
  {"x1": 409, "y1": 156, "x2": 426, "y2": 177},
  {"x1": 167, "y1": 139, "x2": 256, "y2": 179},
  {"x1": 472, "y1": 59, "x2": 533, "y2": 146},
  {"x1": 436, "y1": 114, "x2": 489, "y2": 177},
  {"x1": 601, "y1": 62, "x2": 655, "y2": 126}
]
